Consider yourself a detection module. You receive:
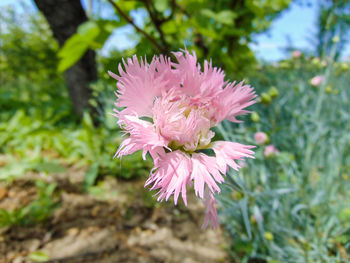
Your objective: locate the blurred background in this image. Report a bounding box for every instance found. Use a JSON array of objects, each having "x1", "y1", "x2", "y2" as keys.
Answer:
[{"x1": 0, "y1": 0, "x2": 350, "y2": 262}]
